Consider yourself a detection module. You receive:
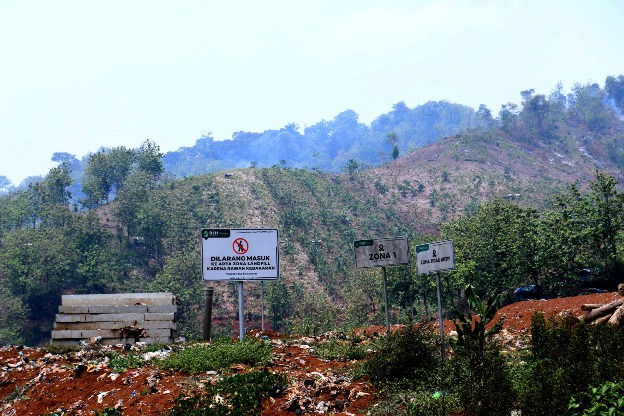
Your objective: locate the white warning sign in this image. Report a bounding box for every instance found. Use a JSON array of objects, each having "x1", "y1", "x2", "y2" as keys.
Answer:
[{"x1": 201, "y1": 228, "x2": 279, "y2": 281}]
